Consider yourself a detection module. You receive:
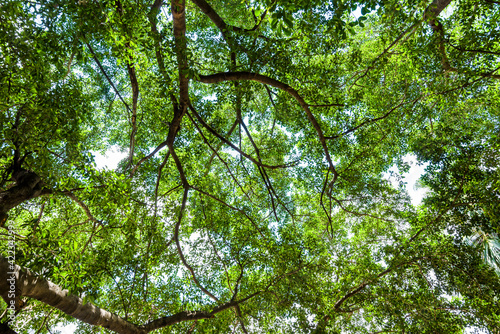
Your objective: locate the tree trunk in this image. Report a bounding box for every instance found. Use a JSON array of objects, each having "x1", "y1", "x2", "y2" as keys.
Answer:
[
  {"x1": 0, "y1": 169, "x2": 44, "y2": 226},
  {"x1": 0, "y1": 255, "x2": 146, "y2": 334}
]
